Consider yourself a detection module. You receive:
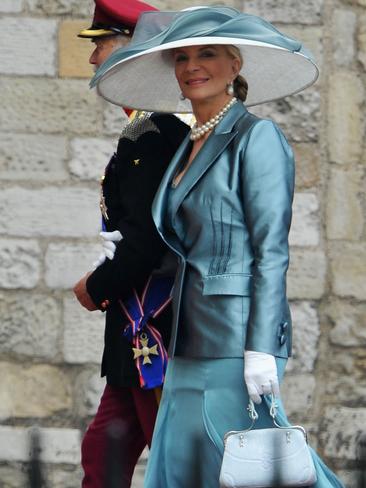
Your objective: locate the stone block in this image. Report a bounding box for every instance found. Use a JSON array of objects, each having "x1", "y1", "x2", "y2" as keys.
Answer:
[
  {"x1": 0, "y1": 362, "x2": 72, "y2": 419},
  {"x1": 251, "y1": 88, "x2": 320, "y2": 142},
  {"x1": 322, "y1": 340, "x2": 366, "y2": 404},
  {"x1": 320, "y1": 407, "x2": 366, "y2": 460},
  {"x1": 0, "y1": 133, "x2": 68, "y2": 181},
  {"x1": 281, "y1": 374, "x2": 316, "y2": 418},
  {"x1": 0, "y1": 78, "x2": 101, "y2": 134},
  {"x1": 63, "y1": 295, "x2": 104, "y2": 364},
  {"x1": 293, "y1": 143, "x2": 320, "y2": 189},
  {"x1": 0, "y1": 239, "x2": 41, "y2": 289},
  {"x1": 45, "y1": 242, "x2": 100, "y2": 289},
  {"x1": 0, "y1": 187, "x2": 100, "y2": 238},
  {"x1": 347, "y1": 0, "x2": 366, "y2": 5},
  {"x1": 330, "y1": 243, "x2": 366, "y2": 300},
  {"x1": 327, "y1": 300, "x2": 366, "y2": 347},
  {"x1": 358, "y1": 13, "x2": 366, "y2": 70},
  {"x1": 46, "y1": 466, "x2": 83, "y2": 488},
  {"x1": 26, "y1": 0, "x2": 94, "y2": 15},
  {"x1": 0, "y1": 293, "x2": 61, "y2": 359},
  {"x1": 0, "y1": 425, "x2": 81, "y2": 464},
  {"x1": 103, "y1": 103, "x2": 129, "y2": 136},
  {"x1": 0, "y1": 427, "x2": 29, "y2": 462},
  {"x1": 0, "y1": 465, "x2": 27, "y2": 488},
  {"x1": 0, "y1": 0, "x2": 23, "y2": 12},
  {"x1": 287, "y1": 301, "x2": 320, "y2": 373},
  {"x1": 74, "y1": 368, "x2": 105, "y2": 416},
  {"x1": 290, "y1": 193, "x2": 320, "y2": 247},
  {"x1": 327, "y1": 71, "x2": 364, "y2": 164},
  {"x1": 243, "y1": 0, "x2": 323, "y2": 24},
  {"x1": 38, "y1": 428, "x2": 81, "y2": 464},
  {"x1": 326, "y1": 367, "x2": 366, "y2": 405},
  {"x1": 331, "y1": 10, "x2": 356, "y2": 67},
  {"x1": 287, "y1": 249, "x2": 326, "y2": 300},
  {"x1": 0, "y1": 18, "x2": 56, "y2": 76},
  {"x1": 59, "y1": 21, "x2": 94, "y2": 79},
  {"x1": 336, "y1": 470, "x2": 363, "y2": 488},
  {"x1": 326, "y1": 168, "x2": 364, "y2": 240},
  {"x1": 69, "y1": 137, "x2": 116, "y2": 180}
]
